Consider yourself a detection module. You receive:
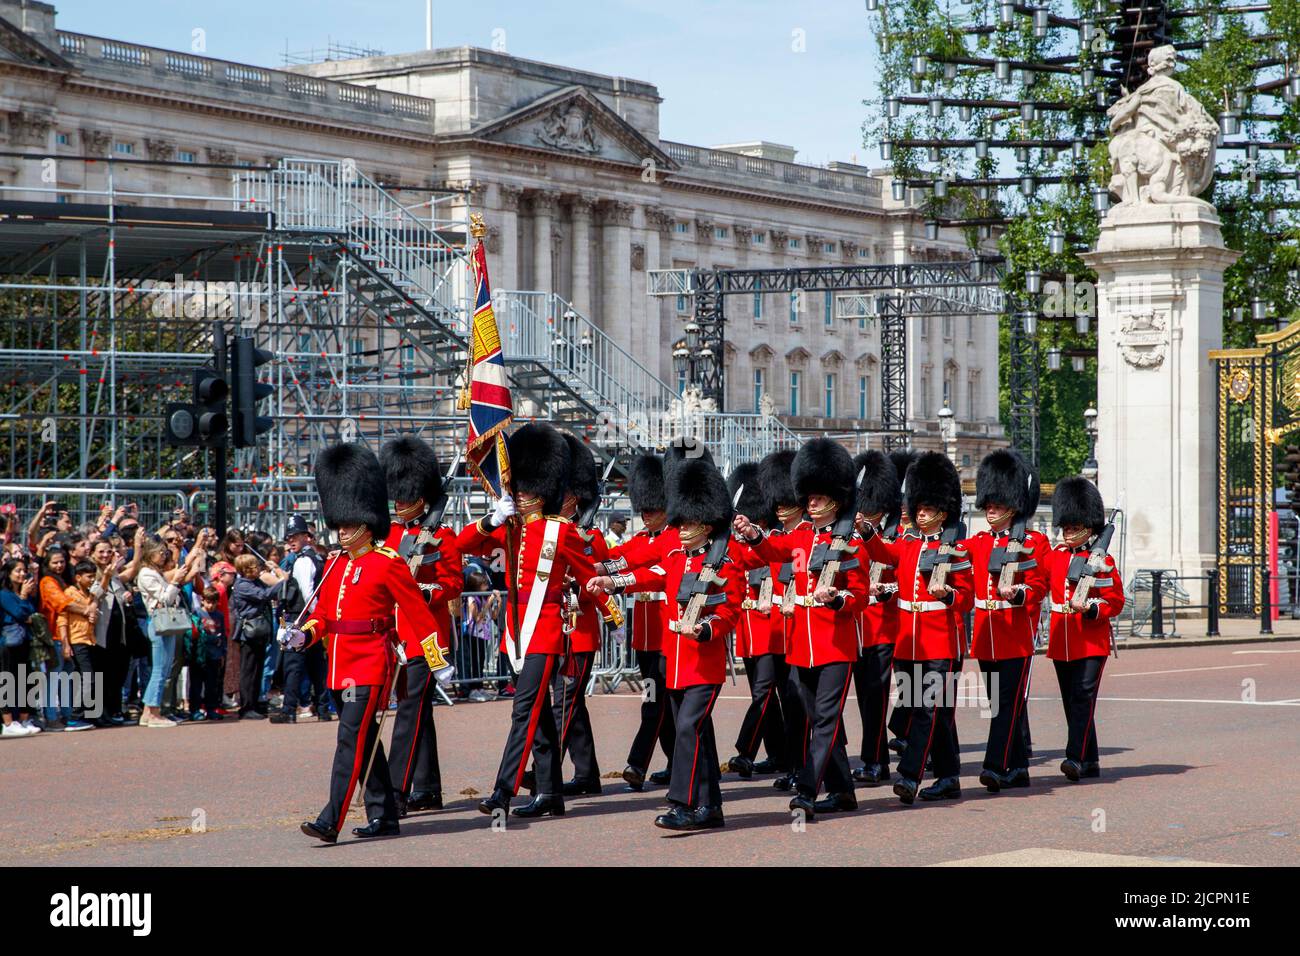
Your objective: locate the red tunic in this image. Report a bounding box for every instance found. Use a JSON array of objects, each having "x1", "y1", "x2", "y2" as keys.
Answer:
[
  {"x1": 748, "y1": 523, "x2": 870, "y2": 668},
  {"x1": 861, "y1": 531, "x2": 975, "y2": 661},
  {"x1": 858, "y1": 521, "x2": 901, "y2": 650},
  {"x1": 732, "y1": 546, "x2": 780, "y2": 658},
  {"x1": 606, "y1": 526, "x2": 679, "y2": 652},
  {"x1": 964, "y1": 528, "x2": 1051, "y2": 661},
  {"x1": 303, "y1": 544, "x2": 442, "y2": 690},
  {"x1": 624, "y1": 541, "x2": 746, "y2": 688},
  {"x1": 383, "y1": 519, "x2": 464, "y2": 662},
  {"x1": 1044, "y1": 544, "x2": 1125, "y2": 661},
  {"x1": 569, "y1": 527, "x2": 621, "y2": 654},
  {"x1": 765, "y1": 520, "x2": 810, "y2": 655},
  {"x1": 454, "y1": 514, "x2": 596, "y2": 657}
]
